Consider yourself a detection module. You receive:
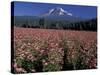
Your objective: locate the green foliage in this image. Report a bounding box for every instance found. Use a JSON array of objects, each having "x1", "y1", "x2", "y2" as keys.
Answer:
[
  {"x1": 43, "y1": 63, "x2": 60, "y2": 72},
  {"x1": 39, "y1": 18, "x2": 45, "y2": 28},
  {"x1": 75, "y1": 56, "x2": 88, "y2": 69},
  {"x1": 21, "y1": 59, "x2": 34, "y2": 70},
  {"x1": 70, "y1": 40, "x2": 88, "y2": 70},
  {"x1": 16, "y1": 58, "x2": 35, "y2": 72},
  {"x1": 14, "y1": 16, "x2": 97, "y2": 31},
  {"x1": 16, "y1": 58, "x2": 23, "y2": 66},
  {"x1": 29, "y1": 49, "x2": 40, "y2": 58}
]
